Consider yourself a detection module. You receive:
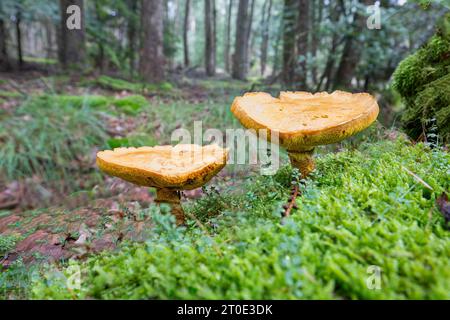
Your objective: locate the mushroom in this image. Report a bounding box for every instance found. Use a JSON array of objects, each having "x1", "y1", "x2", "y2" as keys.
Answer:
[
  {"x1": 231, "y1": 91, "x2": 379, "y2": 177},
  {"x1": 96, "y1": 144, "x2": 228, "y2": 224}
]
